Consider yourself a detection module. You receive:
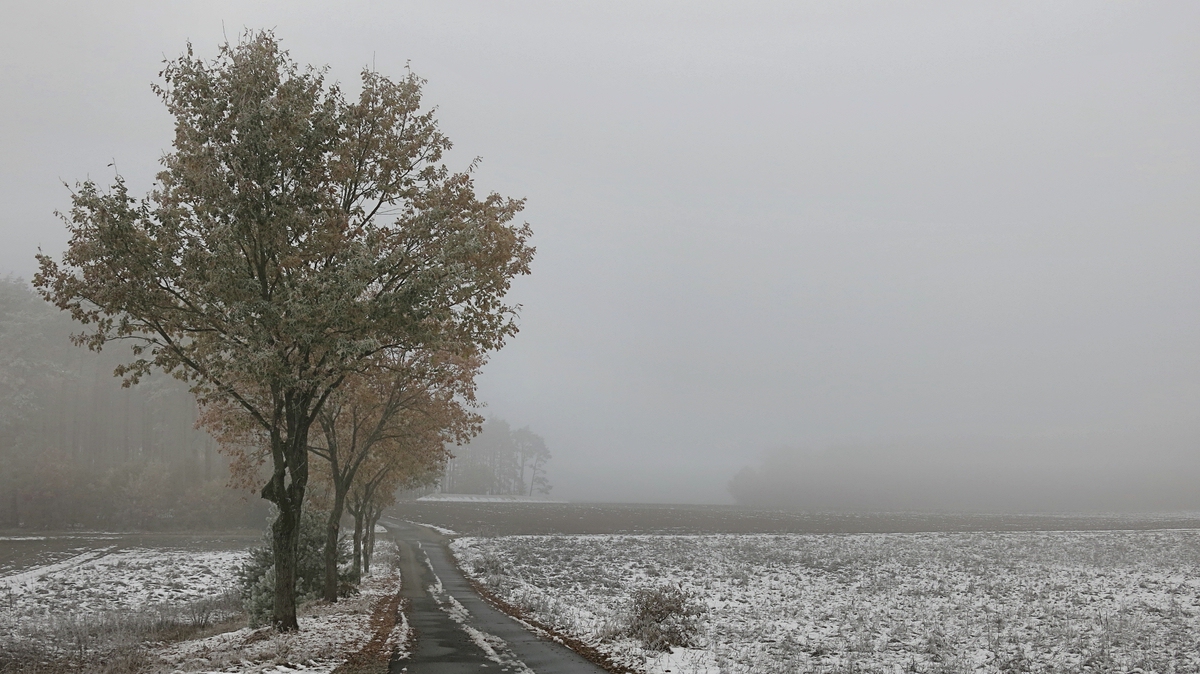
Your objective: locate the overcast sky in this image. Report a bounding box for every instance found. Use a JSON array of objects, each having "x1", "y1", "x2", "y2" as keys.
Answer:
[{"x1": 3, "y1": 2, "x2": 1198, "y2": 503}]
